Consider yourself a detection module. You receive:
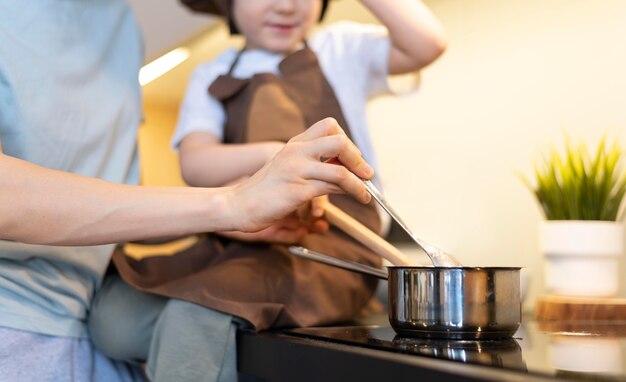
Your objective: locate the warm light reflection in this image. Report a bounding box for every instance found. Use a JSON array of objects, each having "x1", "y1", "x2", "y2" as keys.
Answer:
[{"x1": 139, "y1": 47, "x2": 190, "y2": 86}]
